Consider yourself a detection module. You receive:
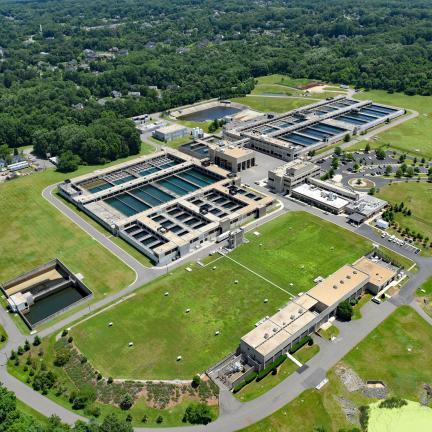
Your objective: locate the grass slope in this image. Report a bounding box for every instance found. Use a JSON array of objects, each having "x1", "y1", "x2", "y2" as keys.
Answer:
[
  {"x1": 230, "y1": 96, "x2": 312, "y2": 113},
  {"x1": 72, "y1": 212, "x2": 376, "y2": 380},
  {"x1": 377, "y1": 182, "x2": 432, "y2": 242}
]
